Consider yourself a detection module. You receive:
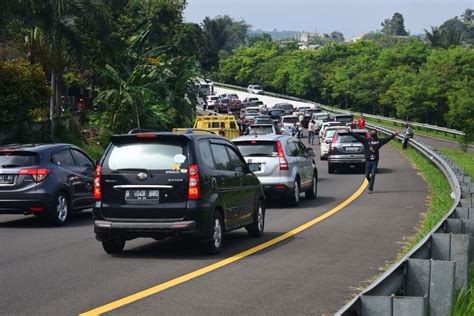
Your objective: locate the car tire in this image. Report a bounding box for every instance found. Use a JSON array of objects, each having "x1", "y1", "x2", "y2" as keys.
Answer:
[
  {"x1": 289, "y1": 179, "x2": 300, "y2": 207},
  {"x1": 246, "y1": 200, "x2": 265, "y2": 237},
  {"x1": 305, "y1": 174, "x2": 317, "y2": 199},
  {"x1": 328, "y1": 164, "x2": 336, "y2": 174},
  {"x1": 204, "y1": 212, "x2": 224, "y2": 255},
  {"x1": 49, "y1": 191, "x2": 70, "y2": 226},
  {"x1": 102, "y1": 238, "x2": 126, "y2": 254}
]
